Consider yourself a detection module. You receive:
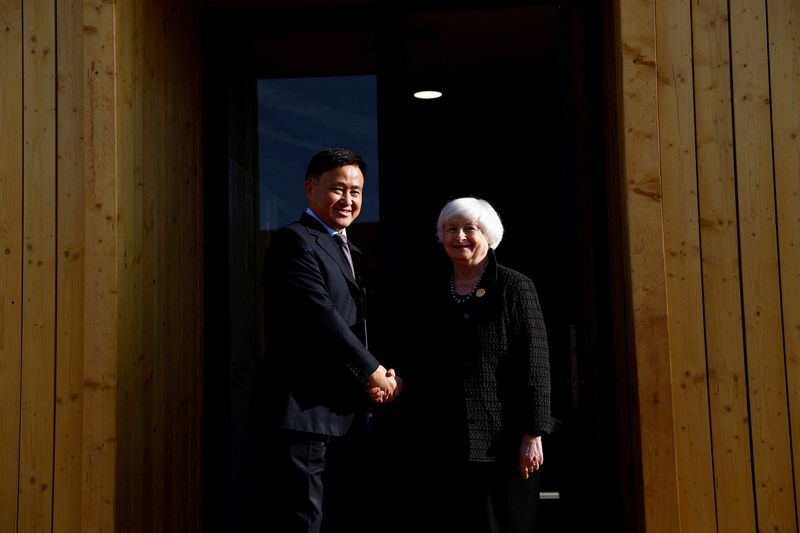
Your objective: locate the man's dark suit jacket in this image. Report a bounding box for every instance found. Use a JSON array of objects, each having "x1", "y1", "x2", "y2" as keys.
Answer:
[{"x1": 262, "y1": 212, "x2": 379, "y2": 437}]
